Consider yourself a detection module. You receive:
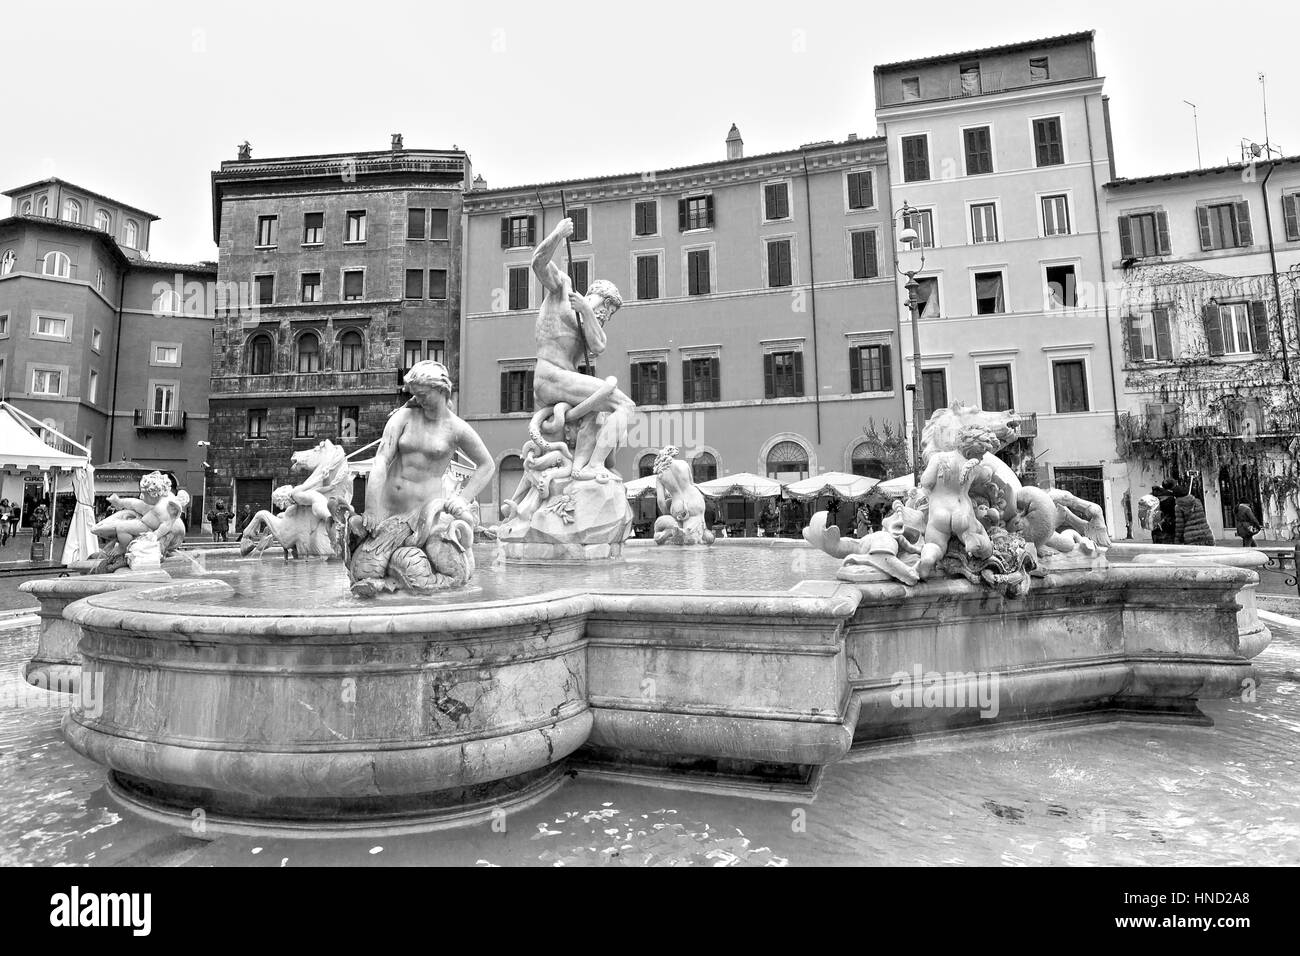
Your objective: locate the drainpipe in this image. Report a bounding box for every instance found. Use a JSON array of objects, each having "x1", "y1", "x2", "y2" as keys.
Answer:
[
  {"x1": 1085, "y1": 95, "x2": 1121, "y2": 433},
  {"x1": 799, "y1": 152, "x2": 822, "y2": 446},
  {"x1": 1260, "y1": 163, "x2": 1290, "y2": 382},
  {"x1": 106, "y1": 264, "x2": 127, "y2": 461}
]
